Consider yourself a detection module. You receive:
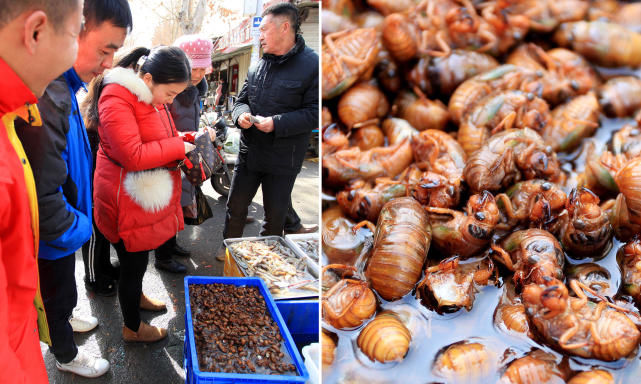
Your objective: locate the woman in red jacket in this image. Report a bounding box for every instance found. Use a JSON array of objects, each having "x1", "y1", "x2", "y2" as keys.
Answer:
[{"x1": 85, "y1": 46, "x2": 195, "y2": 342}]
